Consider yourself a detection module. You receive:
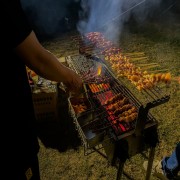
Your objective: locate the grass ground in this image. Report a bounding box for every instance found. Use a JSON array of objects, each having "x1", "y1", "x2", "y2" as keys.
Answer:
[{"x1": 37, "y1": 14, "x2": 180, "y2": 180}]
